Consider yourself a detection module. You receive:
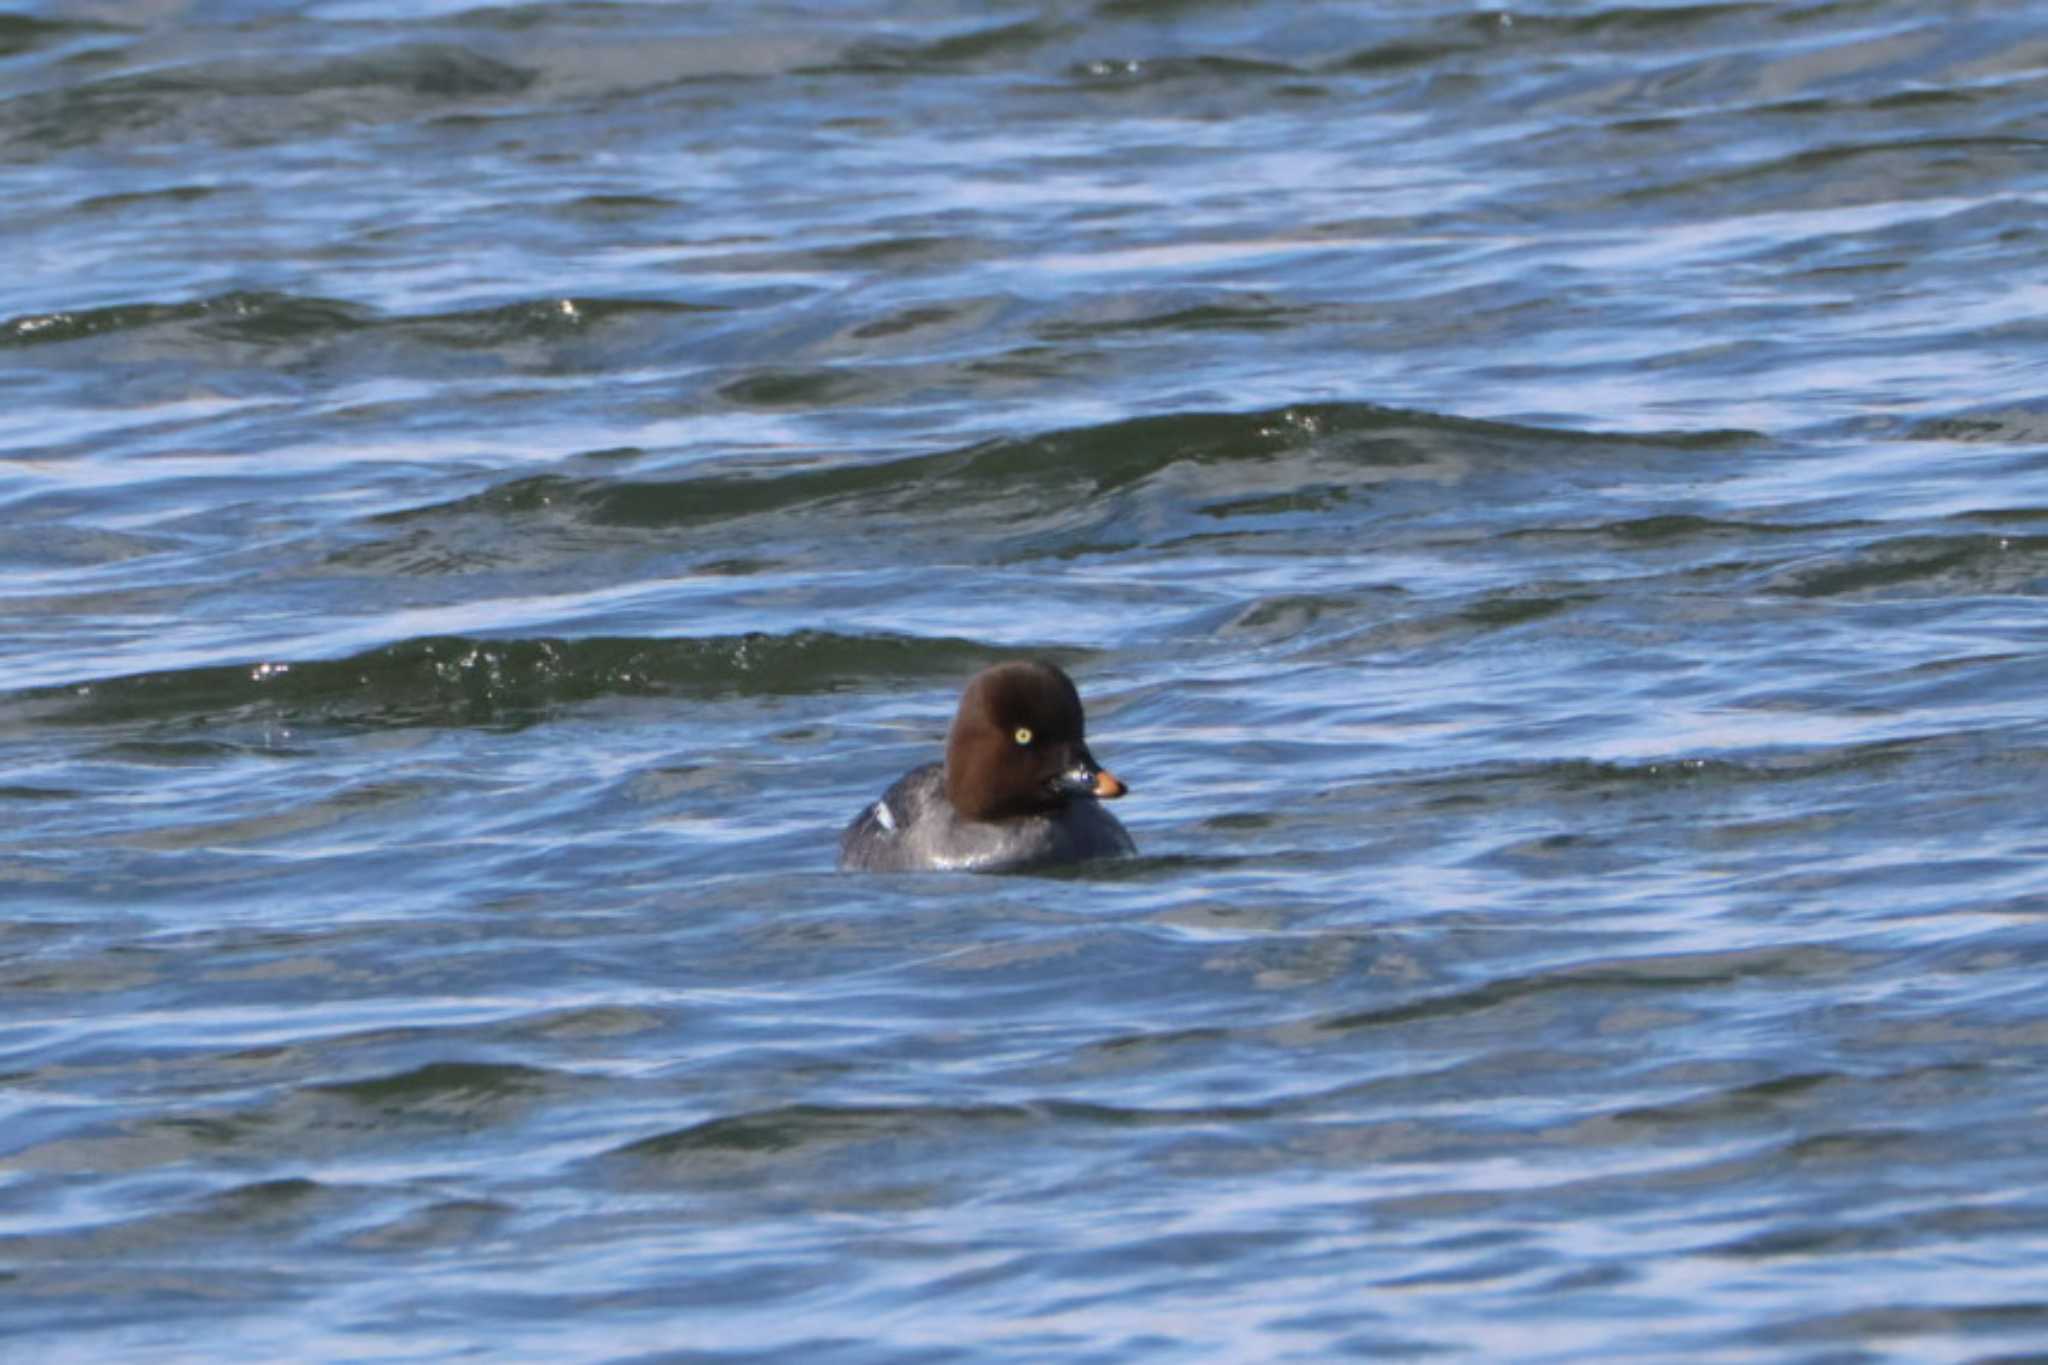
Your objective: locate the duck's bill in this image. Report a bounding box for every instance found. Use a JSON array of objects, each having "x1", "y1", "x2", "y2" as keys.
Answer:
[{"x1": 1054, "y1": 764, "x2": 1129, "y2": 800}]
